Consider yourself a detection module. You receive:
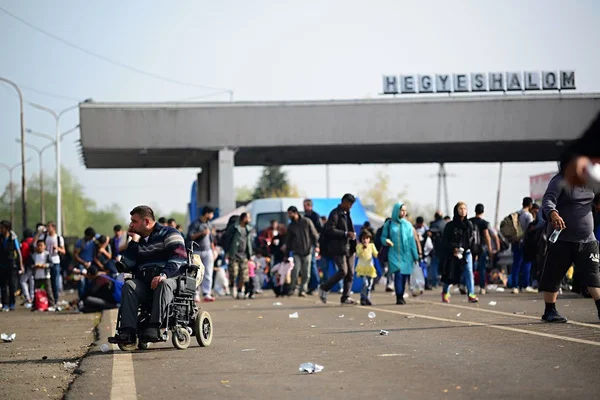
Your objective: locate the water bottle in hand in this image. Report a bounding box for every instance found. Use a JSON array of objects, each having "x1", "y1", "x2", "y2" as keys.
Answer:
[{"x1": 549, "y1": 229, "x2": 563, "y2": 243}]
